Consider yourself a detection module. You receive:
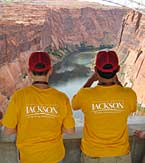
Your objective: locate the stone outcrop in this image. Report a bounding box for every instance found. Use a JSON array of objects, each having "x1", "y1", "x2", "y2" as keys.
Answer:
[
  {"x1": 0, "y1": 2, "x2": 127, "y2": 112},
  {"x1": 42, "y1": 7, "x2": 126, "y2": 49},
  {"x1": 117, "y1": 10, "x2": 145, "y2": 106}
]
